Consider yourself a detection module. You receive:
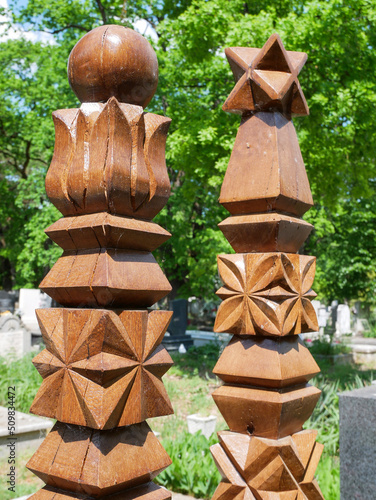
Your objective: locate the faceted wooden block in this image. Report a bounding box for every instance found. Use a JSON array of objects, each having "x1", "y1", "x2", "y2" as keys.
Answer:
[
  {"x1": 30, "y1": 482, "x2": 171, "y2": 500},
  {"x1": 40, "y1": 249, "x2": 171, "y2": 308},
  {"x1": 46, "y1": 97, "x2": 171, "y2": 220},
  {"x1": 31, "y1": 309, "x2": 173, "y2": 429},
  {"x1": 46, "y1": 213, "x2": 171, "y2": 252},
  {"x1": 212, "y1": 384, "x2": 321, "y2": 439},
  {"x1": 219, "y1": 112, "x2": 313, "y2": 217},
  {"x1": 222, "y1": 34, "x2": 308, "y2": 117},
  {"x1": 218, "y1": 214, "x2": 313, "y2": 253},
  {"x1": 27, "y1": 421, "x2": 172, "y2": 497},
  {"x1": 214, "y1": 253, "x2": 318, "y2": 336},
  {"x1": 211, "y1": 430, "x2": 323, "y2": 499},
  {"x1": 213, "y1": 336, "x2": 319, "y2": 389}
]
